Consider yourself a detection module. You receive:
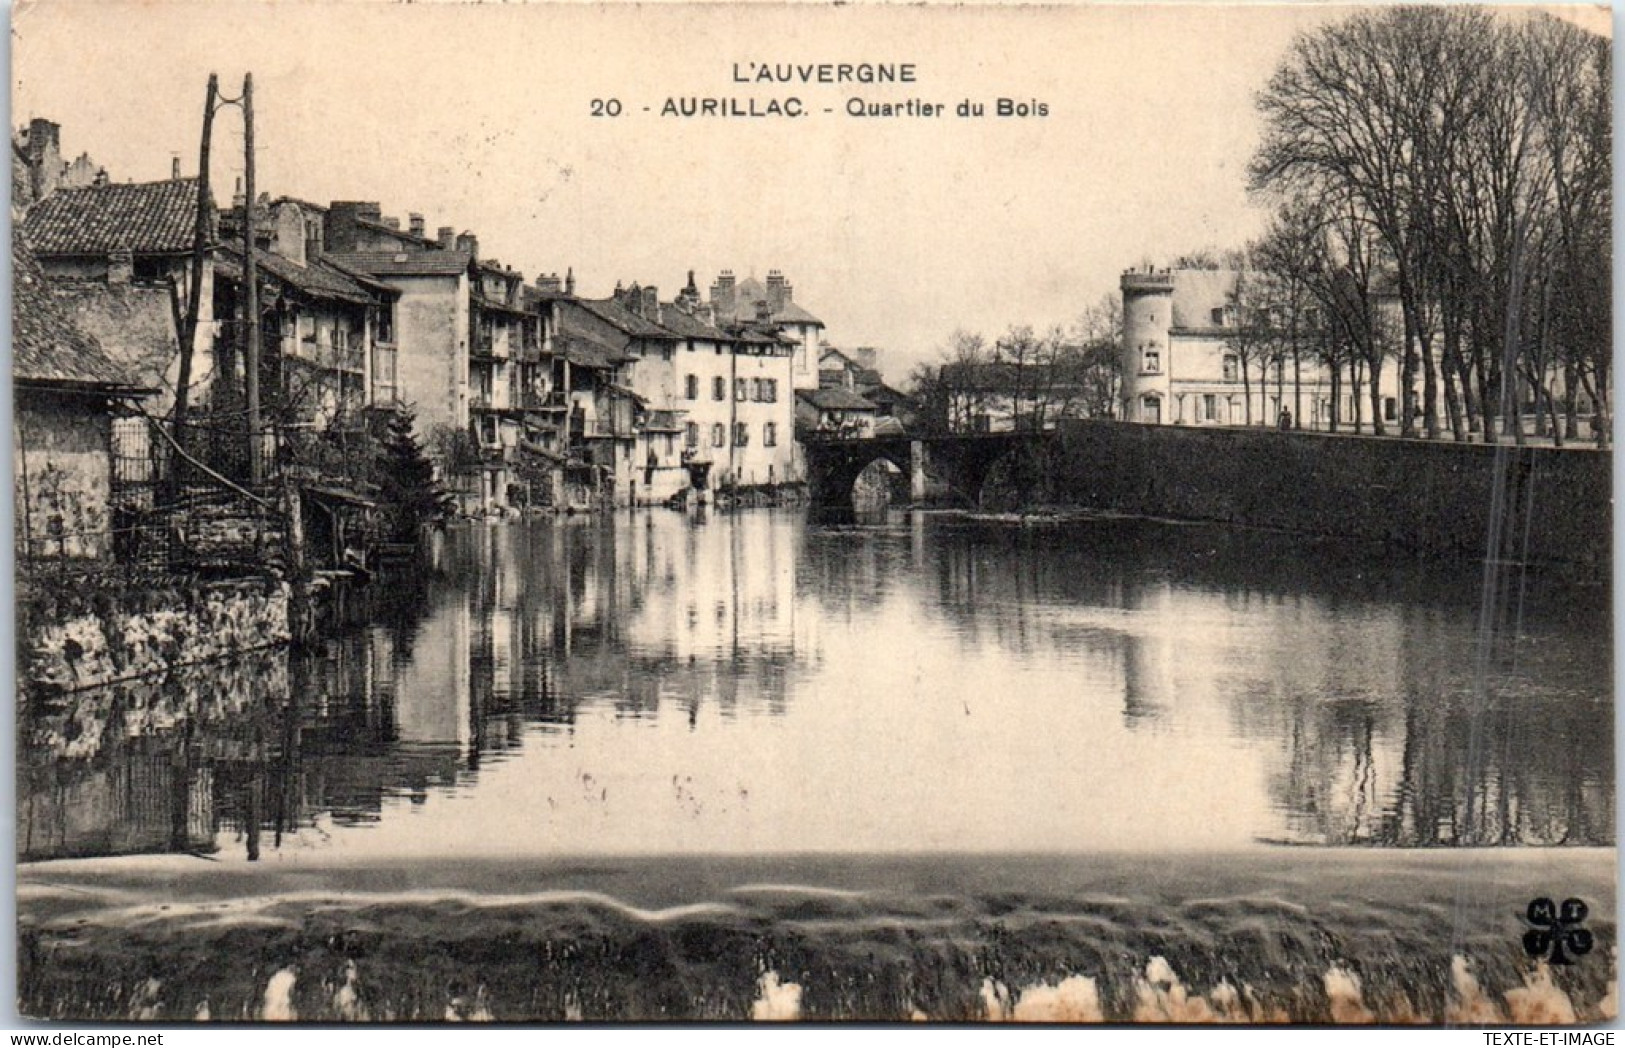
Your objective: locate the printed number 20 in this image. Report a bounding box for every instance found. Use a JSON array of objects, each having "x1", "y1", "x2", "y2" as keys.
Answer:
[{"x1": 591, "y1": 99, "x2": 622, "y2": 117}]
